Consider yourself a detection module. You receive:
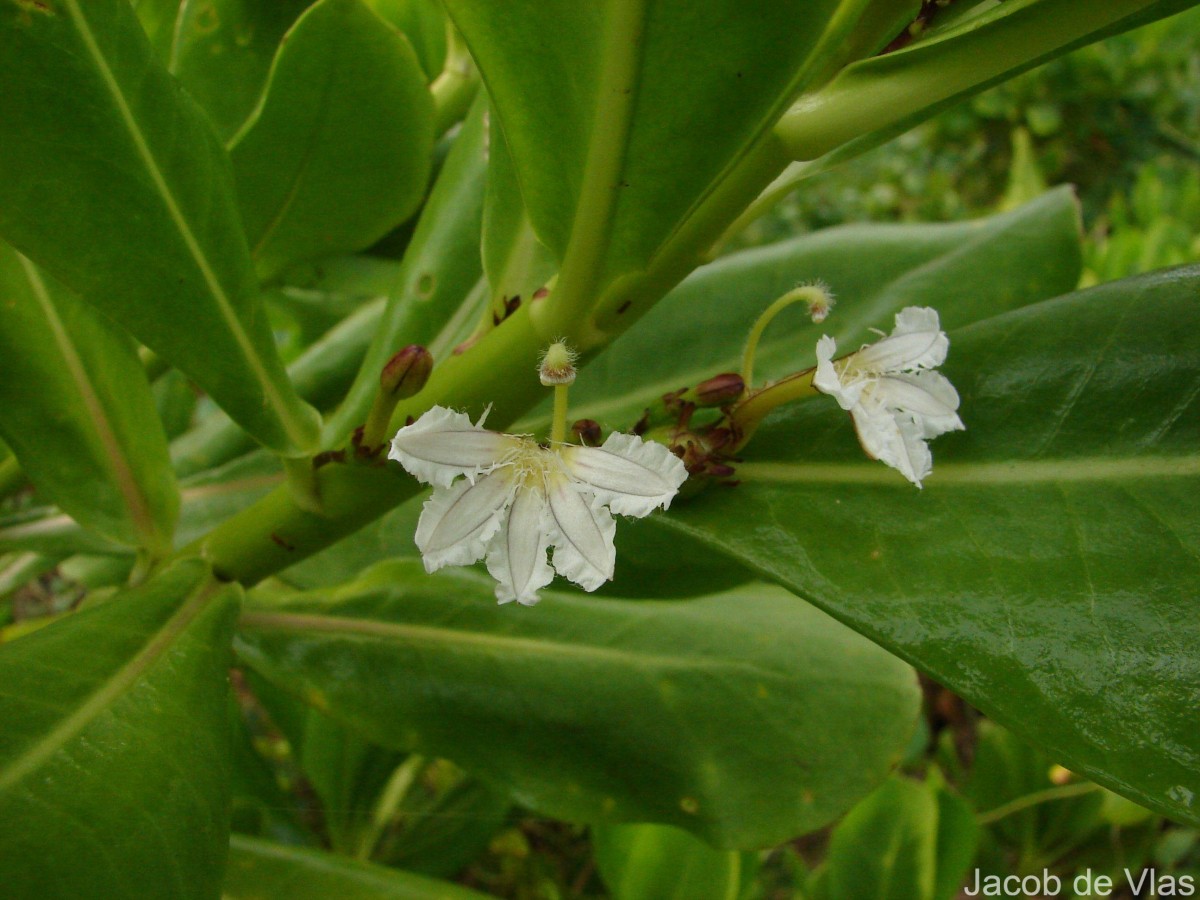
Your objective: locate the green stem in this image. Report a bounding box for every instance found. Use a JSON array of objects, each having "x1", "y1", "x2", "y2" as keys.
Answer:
[
  {"x1": 191, "y1": 305, "x2": 545, "y2": 585},
  {"x1": 726, "y1": 368, "x2": 821, "y2": 450},
  {"x1": 281, "y1": 456, "x2": 322, "y2": 515},
  {"x1": 976, "y1": 782, "x2": 1101, "y2": 826},
  {"x1": 537, "y1": 0, "x2": 647, "y2": 343},
  {"x1": 430, "y1": 26, "x2": 478, "y2": 137},
  {"x1": 740, "y1": 284, "x2": 832, "y2": 385},
  {"x1": 550, "y1": 384, "x2": 570, "y2": 444}
]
